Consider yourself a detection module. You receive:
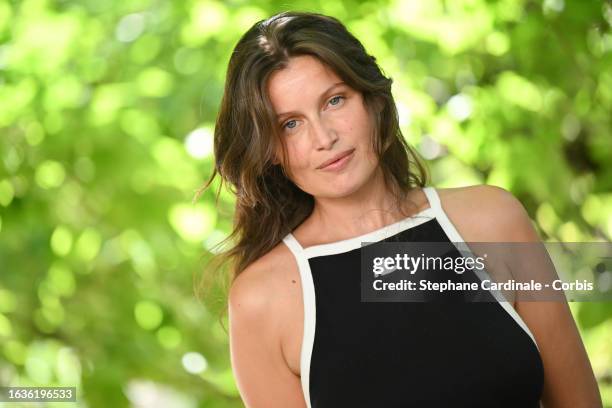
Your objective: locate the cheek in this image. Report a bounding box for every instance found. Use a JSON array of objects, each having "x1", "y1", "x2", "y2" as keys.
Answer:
[
  {"x1": 336, "y1": 114, "x2": 355, "y2": 132},
  {"x1": 342, "y1": 105, "x2": 371, "y2": 138},
  {"x1": 285, "y1": 140, "x2": 312, "y2": 170}
]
